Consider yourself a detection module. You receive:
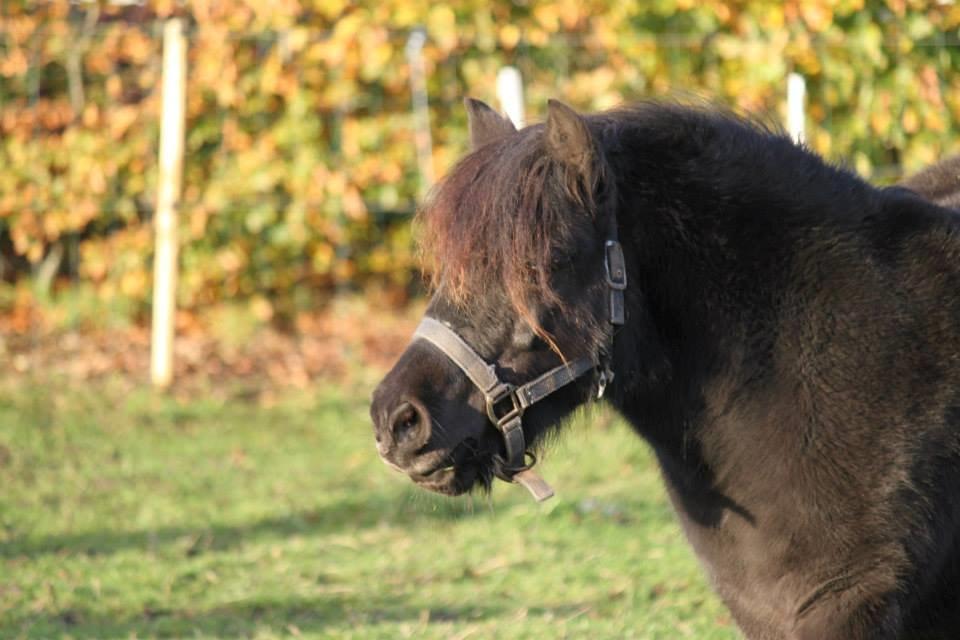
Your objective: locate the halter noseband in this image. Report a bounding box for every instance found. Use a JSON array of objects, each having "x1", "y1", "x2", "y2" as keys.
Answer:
[{"x1": 411, "y1": 234, "x2": 627, "y2": 502}]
